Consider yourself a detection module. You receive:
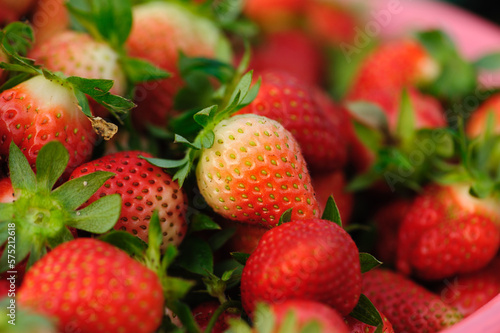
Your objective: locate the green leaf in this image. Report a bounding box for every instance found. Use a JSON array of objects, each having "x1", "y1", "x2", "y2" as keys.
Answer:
[
  {"x1": 35, "y1": 141, "x2": 70, "y2": 191},
  {"x1": 230, "y1": 252, "x2": 250, "y2": 266},
  {"x1": 179, "y1": 55, "x2": 235, "y2": 83},
  {"x1": 0, "y1": 72, "x2": 31, "y2": 92},
  {"x1": 0, "y1": 203, "x2": 14, "y2": 223},
  {"x1": 346, "y1": 170, "x2": 380, "y2": 192},
  {"x1": 147, "y1": 210, "x2": 163, "y2": 253},
  {"x1": 99, "y1": 231, "x2": 148, "y2": 257},
  {"x1": 162, "y1": 244, "x2": 179, "y2": 270},
  {"x1": 278, "y1": 208, "x2": 292, "y2": 226},
  {"x1": 167, "y1": 300, "x2": 200, "y2": 333},
  {"x1": 278, "y1": 311, "x2": 298, "y2": 333},
  {"x1": 46, "y1": 226, "x2": 74, "y2": 251},
  {"x1": 52, "y1": 171, "x2": 115, "y2": 210},
  {"x1": 200, "y1": 130, "x2": 215, "y2": 149},
  {"x1": 1, "y1": 22, "x2": 34, "y2": 56},
  {"x1": 208, "y1": 227, "x2": 235, "y2": 251},
  {"x1": 175, "y1": 134, "x2": 201, "y2": 150},
  {"x1": 345, "y1": 101, "x2": 389, "y2": 132},
  {"x1": 212, "y1": 0, "x2": 243, "y2": 24},
  {"x1": 300, "y1": 321, "x2": 323, "y2": 333},
  {"x1": 238, "y1": 78, "x2": 261, "y2": 110},
  {"x1": 194, "y1": 105, "x2": 218, "y2": 127},
  {"x1": 253, "y1": 303, "x2": 276, "y2": 333},
  {"x1": 359, "y1": 253, "x2": 382, "y2": 273},
  {"x1": 73, "y1": 86, "x2": 93, "y2": 118},
  {"x1": 395, "y1": 89, "x2": 415, "y2": 147},
  {"x1": 8, "y1": 142, "x2": 36, "y2": 193},
  {"x1": 27, "y1": 242, "x2": 47, "y2": 269},
  {"x1": 321, "y1": 196, "x2": 342, "y2": 227},
  {"x1": 142, "y1": 156, "x2": 188, "y2": 169},
  {"x1": 121, "y1": 56, "x2": 170, "y2": 84},
  {"x1": 66, "y1": 194, "x2": 121, "y2": 233},
  {"x1": 67, "y1": 76, "x2": 113, "y2": 95},
  {"x1": 349, "y1": 294, "x2": 383, "y2": 329},
  {"x1": 0, "y1": 229, "x2": 32, "y2": 273},
  {"x1": 176, "y1": 236, "x2": 214, "y2": 276},
  {"x1": 352, "y1": 121, "x2": 384, "y2": 153},
  {"x1": 473, "y1": 52, "x2": 500, "y2": 70},
  {"x1": 190, "y1": 214, "x2": 221, "y2": 232}
]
